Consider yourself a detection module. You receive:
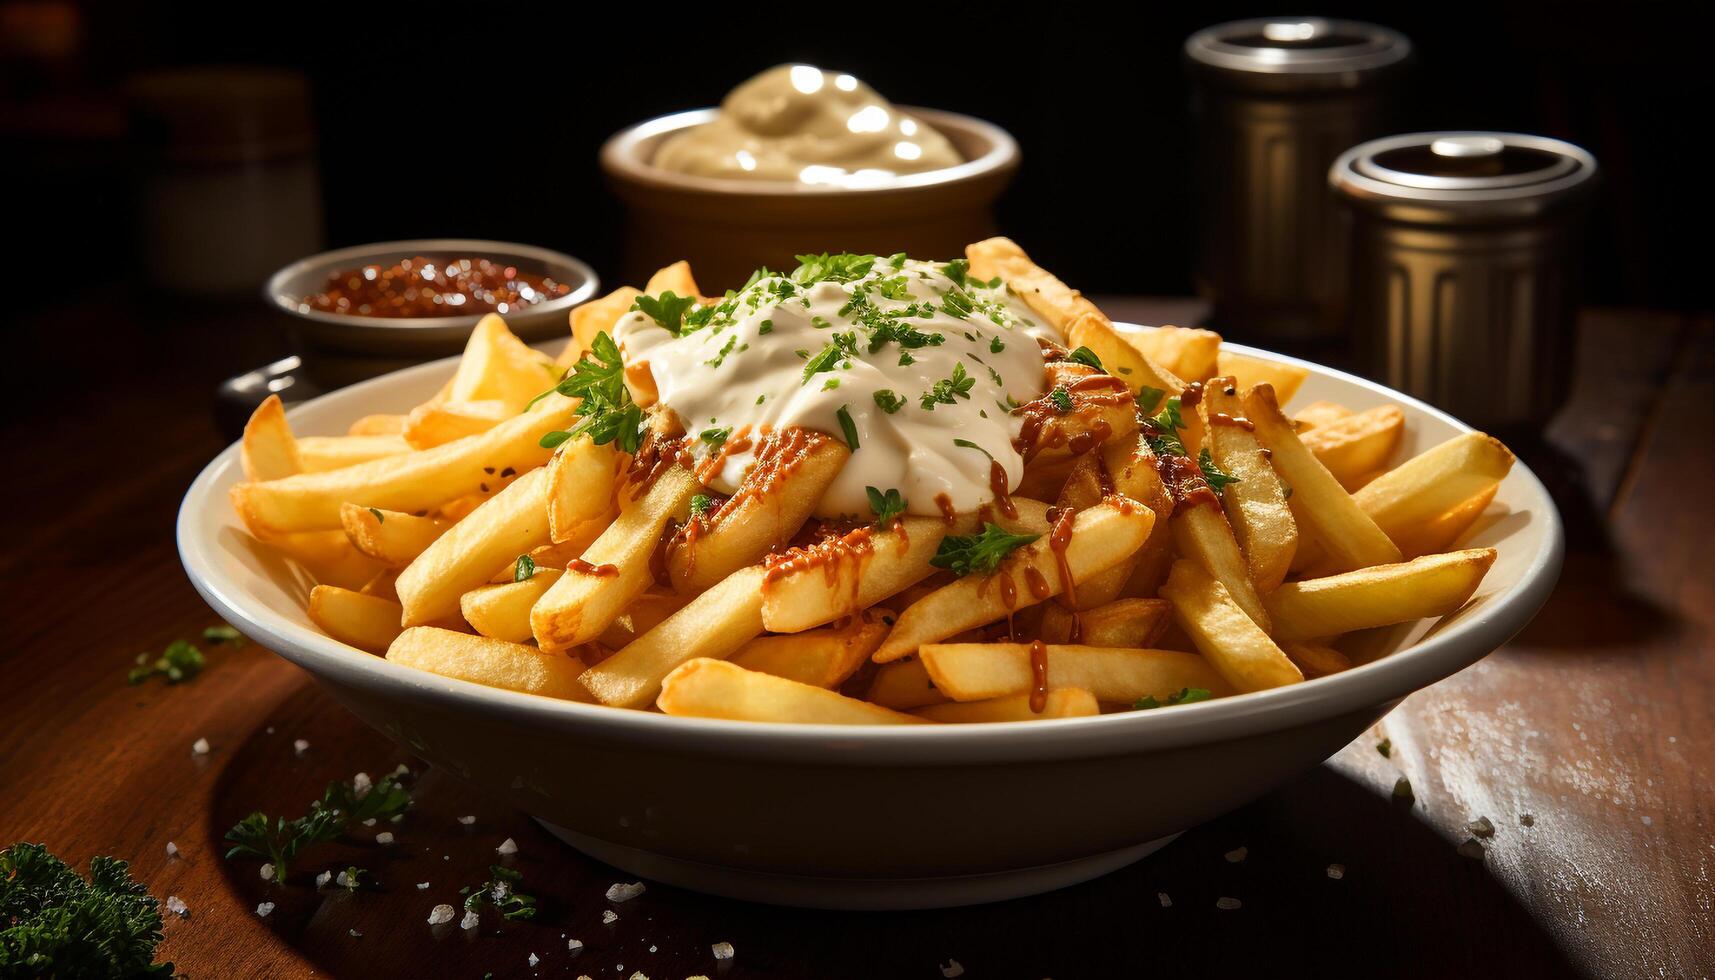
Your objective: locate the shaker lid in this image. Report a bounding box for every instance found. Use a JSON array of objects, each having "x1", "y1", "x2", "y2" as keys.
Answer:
[
  {"x1": 1330, "y1": 131, "x2": 1598, "y2": 222},
  {"x1": 1184, "y1": 18, "x2": 1410, "y2": 89}
]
